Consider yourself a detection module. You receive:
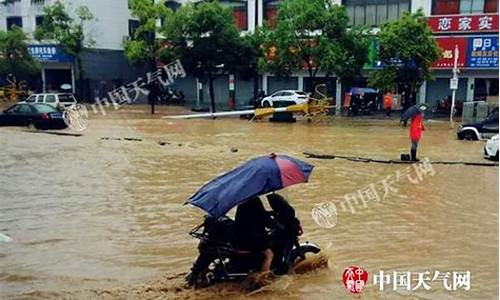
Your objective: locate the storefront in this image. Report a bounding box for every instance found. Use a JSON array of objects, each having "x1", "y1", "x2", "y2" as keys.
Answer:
[
  {"x1": 27, "y1": 44, "x2": 75, "y2": 94},
  {"x1": 424, "y1": 13, "x2": 499, "y2": 108}
]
